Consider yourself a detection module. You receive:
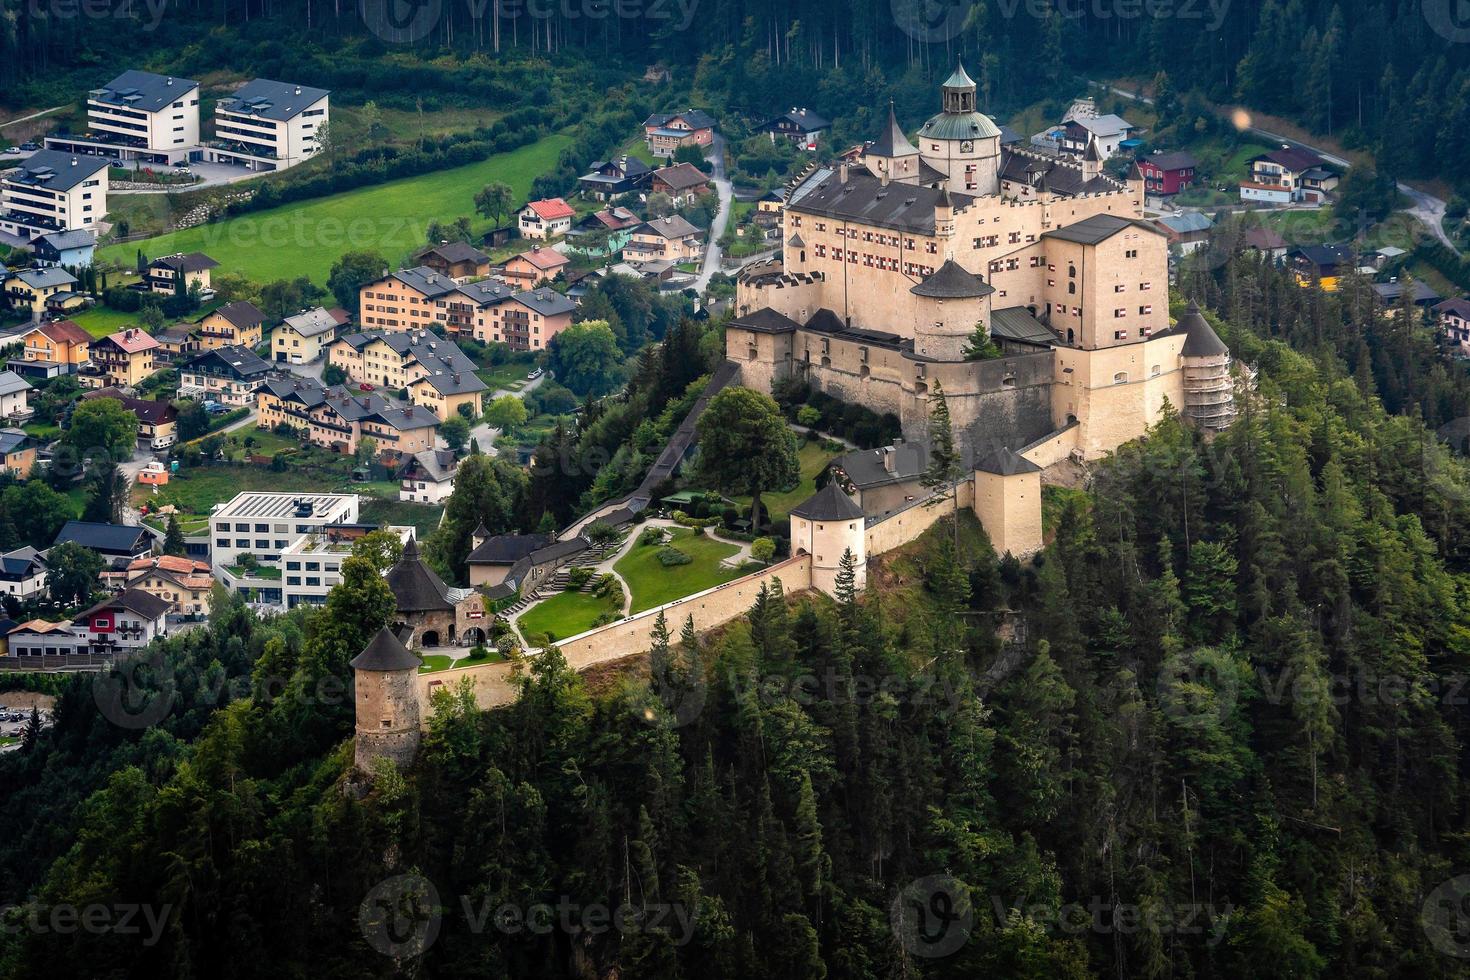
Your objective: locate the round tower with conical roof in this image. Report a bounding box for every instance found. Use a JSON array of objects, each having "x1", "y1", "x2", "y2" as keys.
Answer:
[
  {"x1": 910, "y1": 257, "x2": 995, "y2": 361},
  {"x1": 1175, "y1": 301, "x2": 1236, "y2": 431},
  {"x1": 918, "y1": 63, "x2": 1001, "y2": 196},
  {"x1": 789, "y1": 482, "x2": 867, "y2": 597},
  {"x1": 352, "y1": 626, "x2": 423, "y2": 769}
]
